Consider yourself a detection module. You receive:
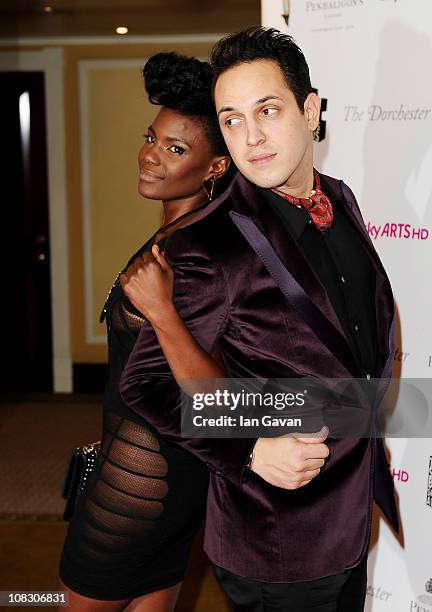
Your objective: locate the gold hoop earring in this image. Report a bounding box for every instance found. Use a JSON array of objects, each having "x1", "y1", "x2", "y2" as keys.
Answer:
[{"x1": 203, "y1": 175, "x2": 215, "y2": 201}]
